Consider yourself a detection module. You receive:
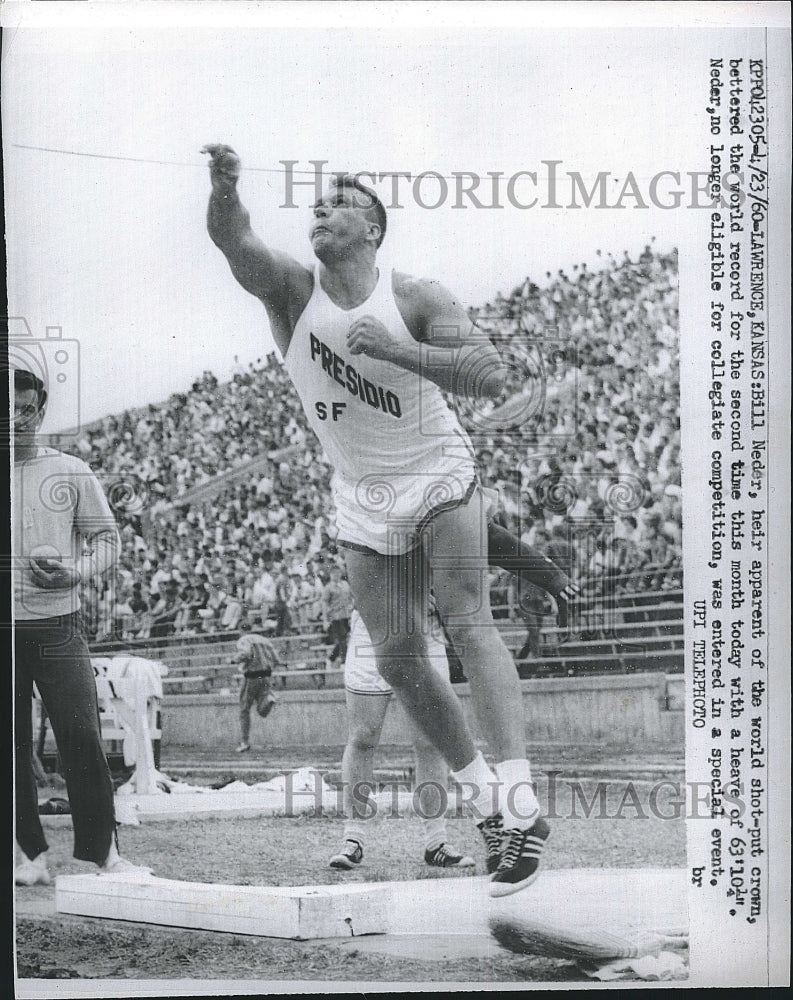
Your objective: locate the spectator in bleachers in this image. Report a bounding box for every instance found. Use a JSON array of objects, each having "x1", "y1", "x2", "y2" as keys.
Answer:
[
  {"x1": 149, "y1": 577, "x2": 182, "y2": 638},
  {"x1": 112, "y1": 585, "x2": 136, "y2": 641},
  {"x1": 251, "y1": 563, "x2": 276, "y2": 624},
  {"x1": 272, "y1": 565, "x2": 295, "y2": 637},
  {"x1": 309, "y1": 568, "x2": 327, "y2": 630},
  {"x1": 127, "y1": 582, "x2": 152, "y2": 638},
  {"x1": 294, "y1": 572, "x2": 317, "y2": 632},
  {"x1": 323, "y1": 565, "x2": 353, "y2": 665}
]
